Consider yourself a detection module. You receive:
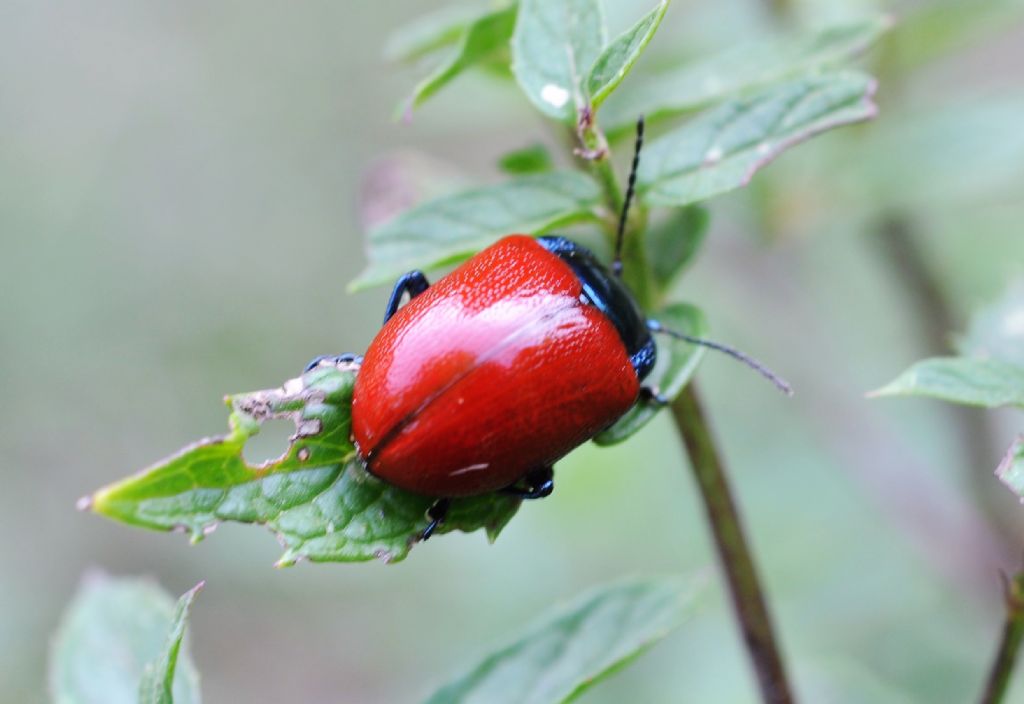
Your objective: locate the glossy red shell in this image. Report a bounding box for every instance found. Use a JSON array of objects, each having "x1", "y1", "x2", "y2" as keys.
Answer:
[{"x1": 351, "y1": 235, "x2": 639, "y2": 497}]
